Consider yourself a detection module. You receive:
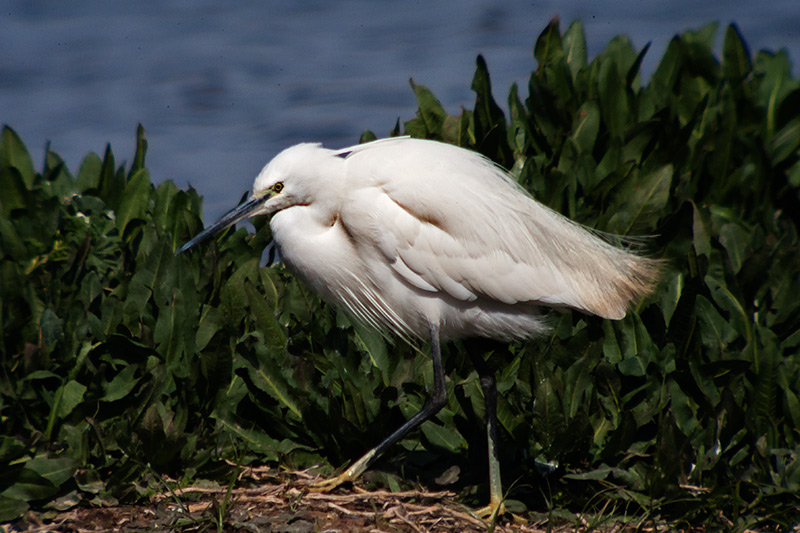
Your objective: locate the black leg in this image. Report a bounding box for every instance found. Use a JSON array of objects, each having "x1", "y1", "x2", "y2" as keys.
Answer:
[
  {"x1": 466, "y1": 340, "x2": 505, "y2": 517},
  {"x1": 311, "y1": 323, "x2": 447, "y2": 490},
  {"x1": 371, "y1": 322, "x2": 447, "y2": 458}
]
